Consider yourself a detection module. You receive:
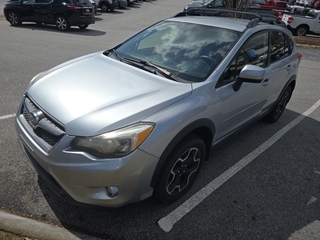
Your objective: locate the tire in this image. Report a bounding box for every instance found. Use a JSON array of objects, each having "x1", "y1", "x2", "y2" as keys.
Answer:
[
  {"x1": 295, "y1": 25, "x2": 308, "y2": 36},
  {"x1": 100, "y1": 3, "x2": 109, "y2": 12},
  {"x1": 153, "y1": 134, "x2": 206, "y2": 204},
  {"x1": 55, "y1": 15, "x2": 70, "y2": 31},
  {"x1": 264, "y1": 86, "x2": 292, "y2": 123},
  {"x1": 78, "y1": 24, "x2": 89, "y2": 29},
  {"x1": 7, "y1": 11, "x2": 21, "y2": 26}
]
